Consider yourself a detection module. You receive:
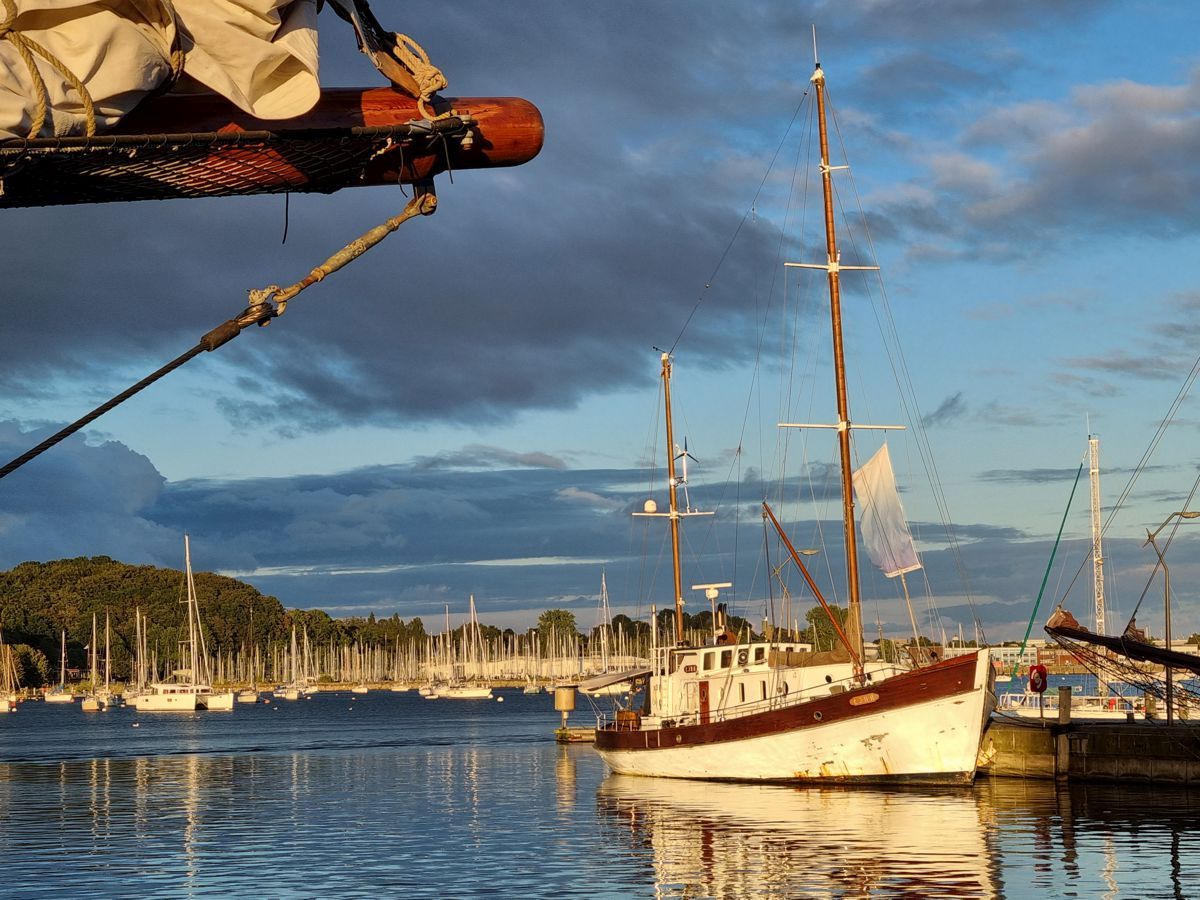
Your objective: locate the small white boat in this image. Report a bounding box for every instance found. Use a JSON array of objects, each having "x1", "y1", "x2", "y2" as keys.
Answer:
[
  {"x1": 46, "y1": 630, "x2": 79, "y2": 702},
  {"x1": 134, "y1": 537, "x2": 233, "y2": 712},
  {"x1": 994, "y1": 690, "x2": 1142, "y2": 721},
  {"x1": 351, "y1": 685, "x2": 369, "y2": 694},
  {"x1": 237, "y1": 690, "x2": 261, "y2": 703},
  {"x1": 434, "y1": 684, "x2": 494, "y2": 700}
]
